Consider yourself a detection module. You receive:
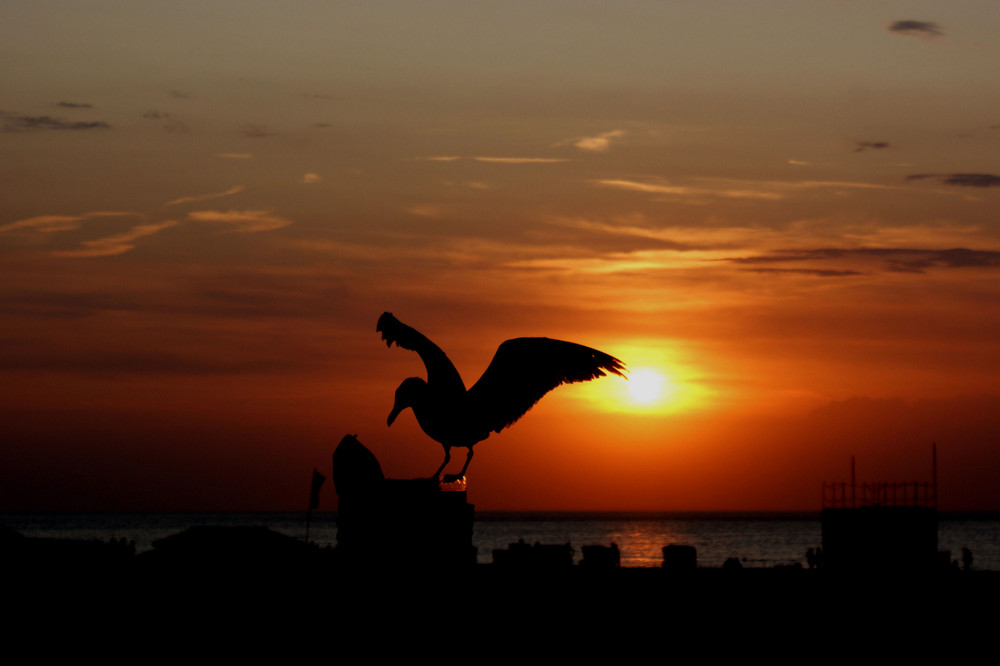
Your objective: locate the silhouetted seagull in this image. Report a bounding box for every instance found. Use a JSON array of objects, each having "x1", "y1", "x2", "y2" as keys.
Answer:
[{"x1": 377, "y1": 312, "x2": 625, "y2": 480}]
